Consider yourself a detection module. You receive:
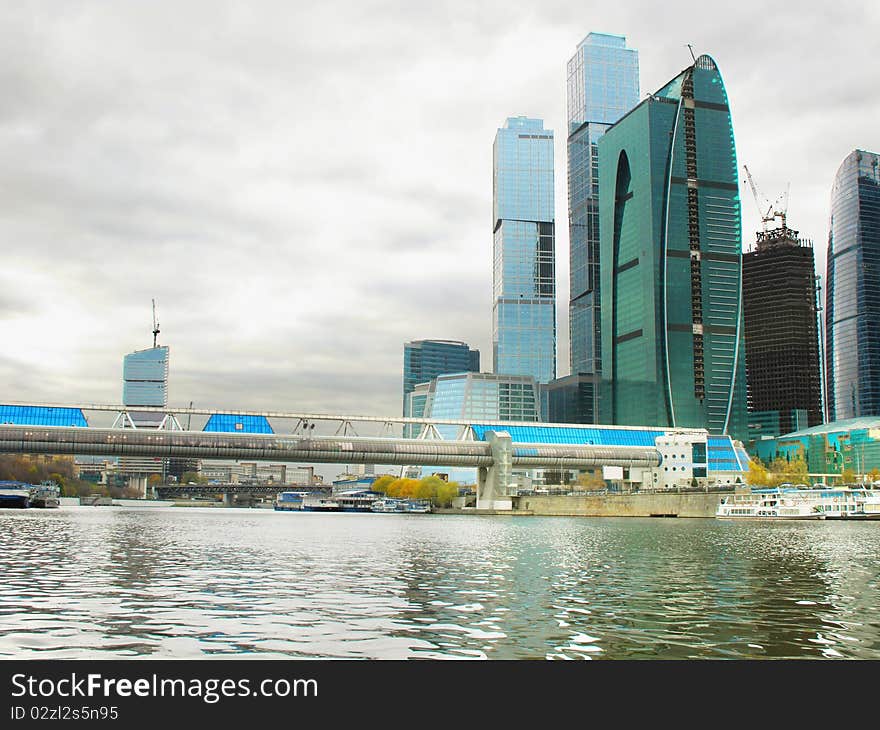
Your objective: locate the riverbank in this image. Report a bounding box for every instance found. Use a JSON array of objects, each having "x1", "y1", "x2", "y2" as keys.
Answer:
[{"x1": 517, "y1": 492, "x2": 721, "y2": 518}]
